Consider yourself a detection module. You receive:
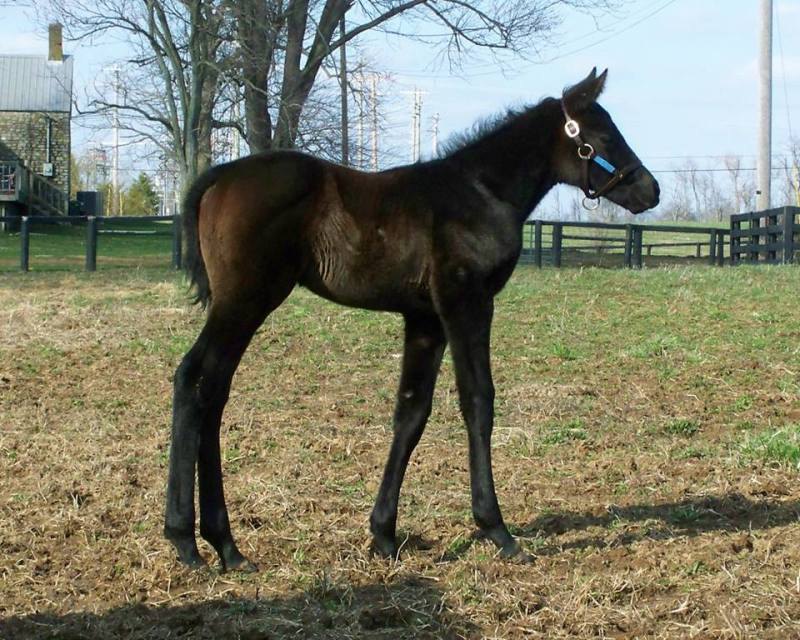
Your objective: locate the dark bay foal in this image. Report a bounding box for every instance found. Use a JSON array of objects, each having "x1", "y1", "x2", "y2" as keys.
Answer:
[{"x1": 165, "y1": 69, "x2": 660, "y2": 570}]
